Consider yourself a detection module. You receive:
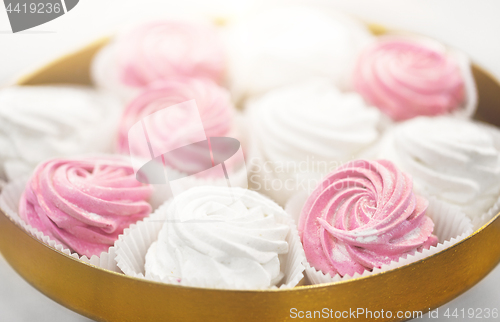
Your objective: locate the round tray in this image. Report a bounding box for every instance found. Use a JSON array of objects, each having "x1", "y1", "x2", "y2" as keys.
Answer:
[{"x1": 2, "y1": 26, "x2": 500, "y2": 322}]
